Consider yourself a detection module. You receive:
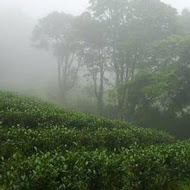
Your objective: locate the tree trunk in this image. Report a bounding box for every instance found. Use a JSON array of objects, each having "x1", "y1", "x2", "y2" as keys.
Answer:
[{"x1": 98, "y1": 62, "x2": 104, "y2": 115}]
